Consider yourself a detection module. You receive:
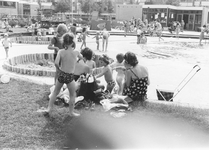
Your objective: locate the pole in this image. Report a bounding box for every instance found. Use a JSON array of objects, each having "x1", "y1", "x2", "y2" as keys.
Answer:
[{"x1": 72, "y1": 0, "x2": 73, "y2": 24}]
